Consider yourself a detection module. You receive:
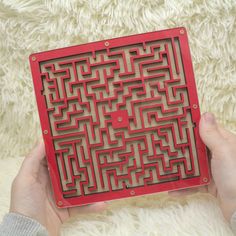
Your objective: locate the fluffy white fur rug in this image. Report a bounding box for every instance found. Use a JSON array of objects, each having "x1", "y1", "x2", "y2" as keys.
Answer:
[{"x1": 0, "y1": 0, "x2": 235, "y2": 235}]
